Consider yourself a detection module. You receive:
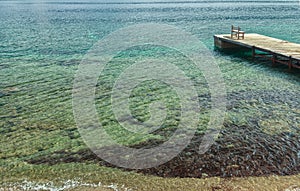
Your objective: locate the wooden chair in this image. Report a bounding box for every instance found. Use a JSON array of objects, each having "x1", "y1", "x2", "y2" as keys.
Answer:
[{"x1": 231, "y1": 25, "x2": 245, "y2": 40}]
